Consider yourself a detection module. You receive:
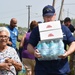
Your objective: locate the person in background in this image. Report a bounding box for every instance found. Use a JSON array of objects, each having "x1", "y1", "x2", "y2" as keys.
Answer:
[
  {"x1": 64, "y1": 17, "x2": 75, "y2": 34},
  {"x1": 0, "y1": 27, "x2": 22, "y2": 75},
  {"x1": 19, "y1": 21, "x2": 42, "y2": 61},
  {"x1": 60, "y1": 20, "x2": 64, "y2": 25},
  {"x1": 27, "y1": 5, "x2": 75, "y2": 75},
  {"x1": 64, "y1": 17, "x2": 75, "y2": 72},
  {"x1": 19, "y1": 20, "x2": 38, "y2": 75},
  {"x1": 7, "y1": 18, "x2": 21, "y2": 51},
  {"x1": 27, "y1": 21, "x2": 42, "y2": 32}
]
